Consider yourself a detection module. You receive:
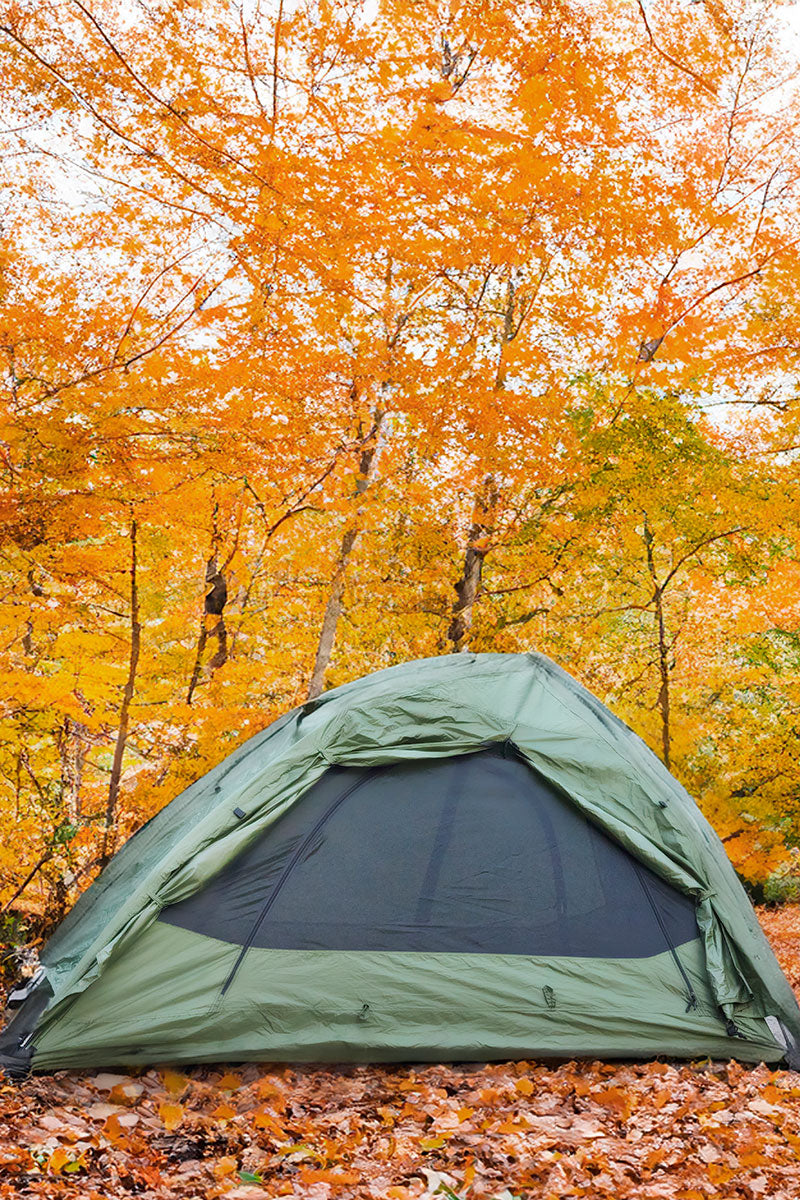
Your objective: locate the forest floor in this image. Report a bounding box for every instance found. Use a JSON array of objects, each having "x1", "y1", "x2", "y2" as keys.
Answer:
[{"x1": 2, "y1": 908, "x2": 800, "y2": 1199}]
